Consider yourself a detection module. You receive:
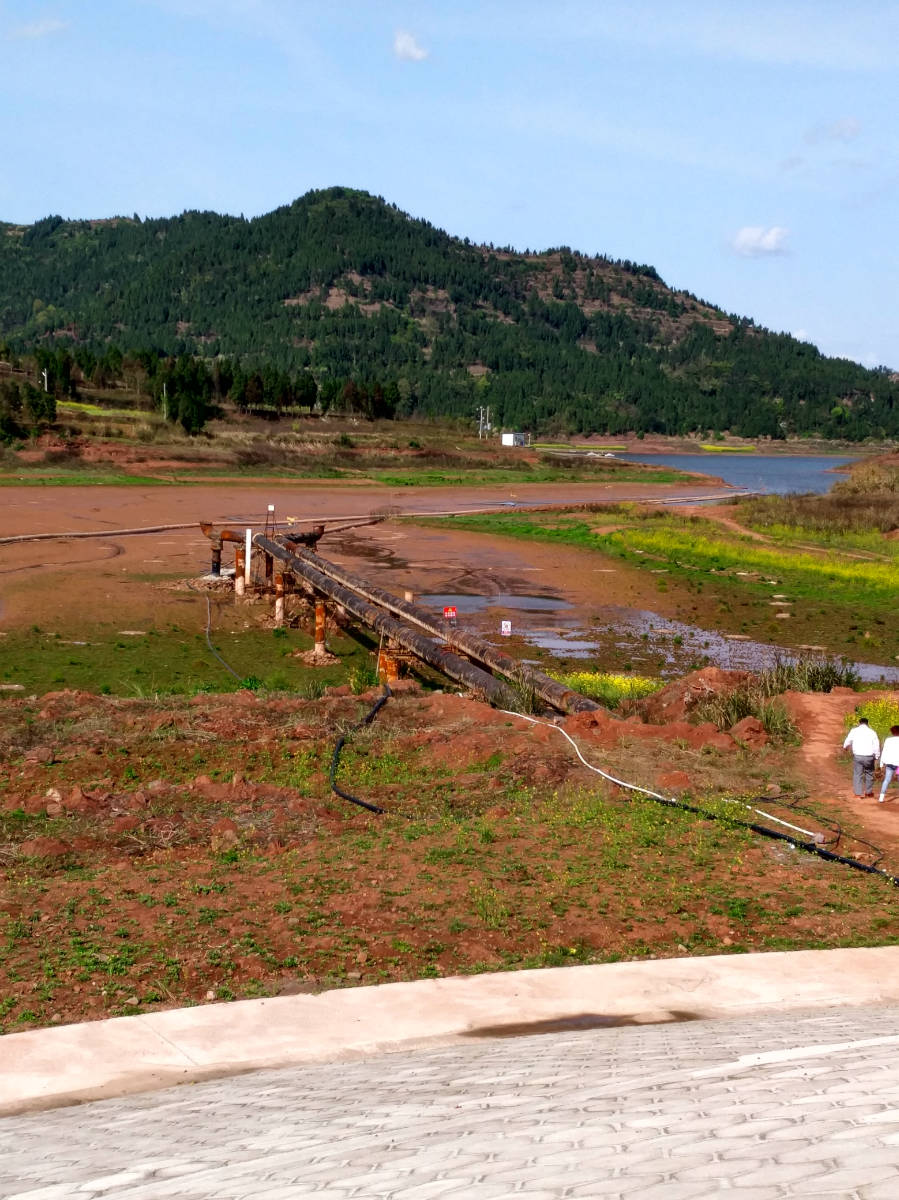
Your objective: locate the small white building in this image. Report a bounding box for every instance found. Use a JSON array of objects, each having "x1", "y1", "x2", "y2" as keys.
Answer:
[{"x1": 501, "y1": 432, "x2": 527, "y2": 447}]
